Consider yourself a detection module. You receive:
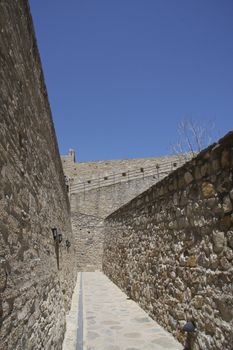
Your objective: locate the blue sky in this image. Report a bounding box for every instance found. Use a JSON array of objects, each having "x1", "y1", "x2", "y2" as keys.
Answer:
[{"x1": 29, "y1": 0, "x2": 233, "y2": 161}]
